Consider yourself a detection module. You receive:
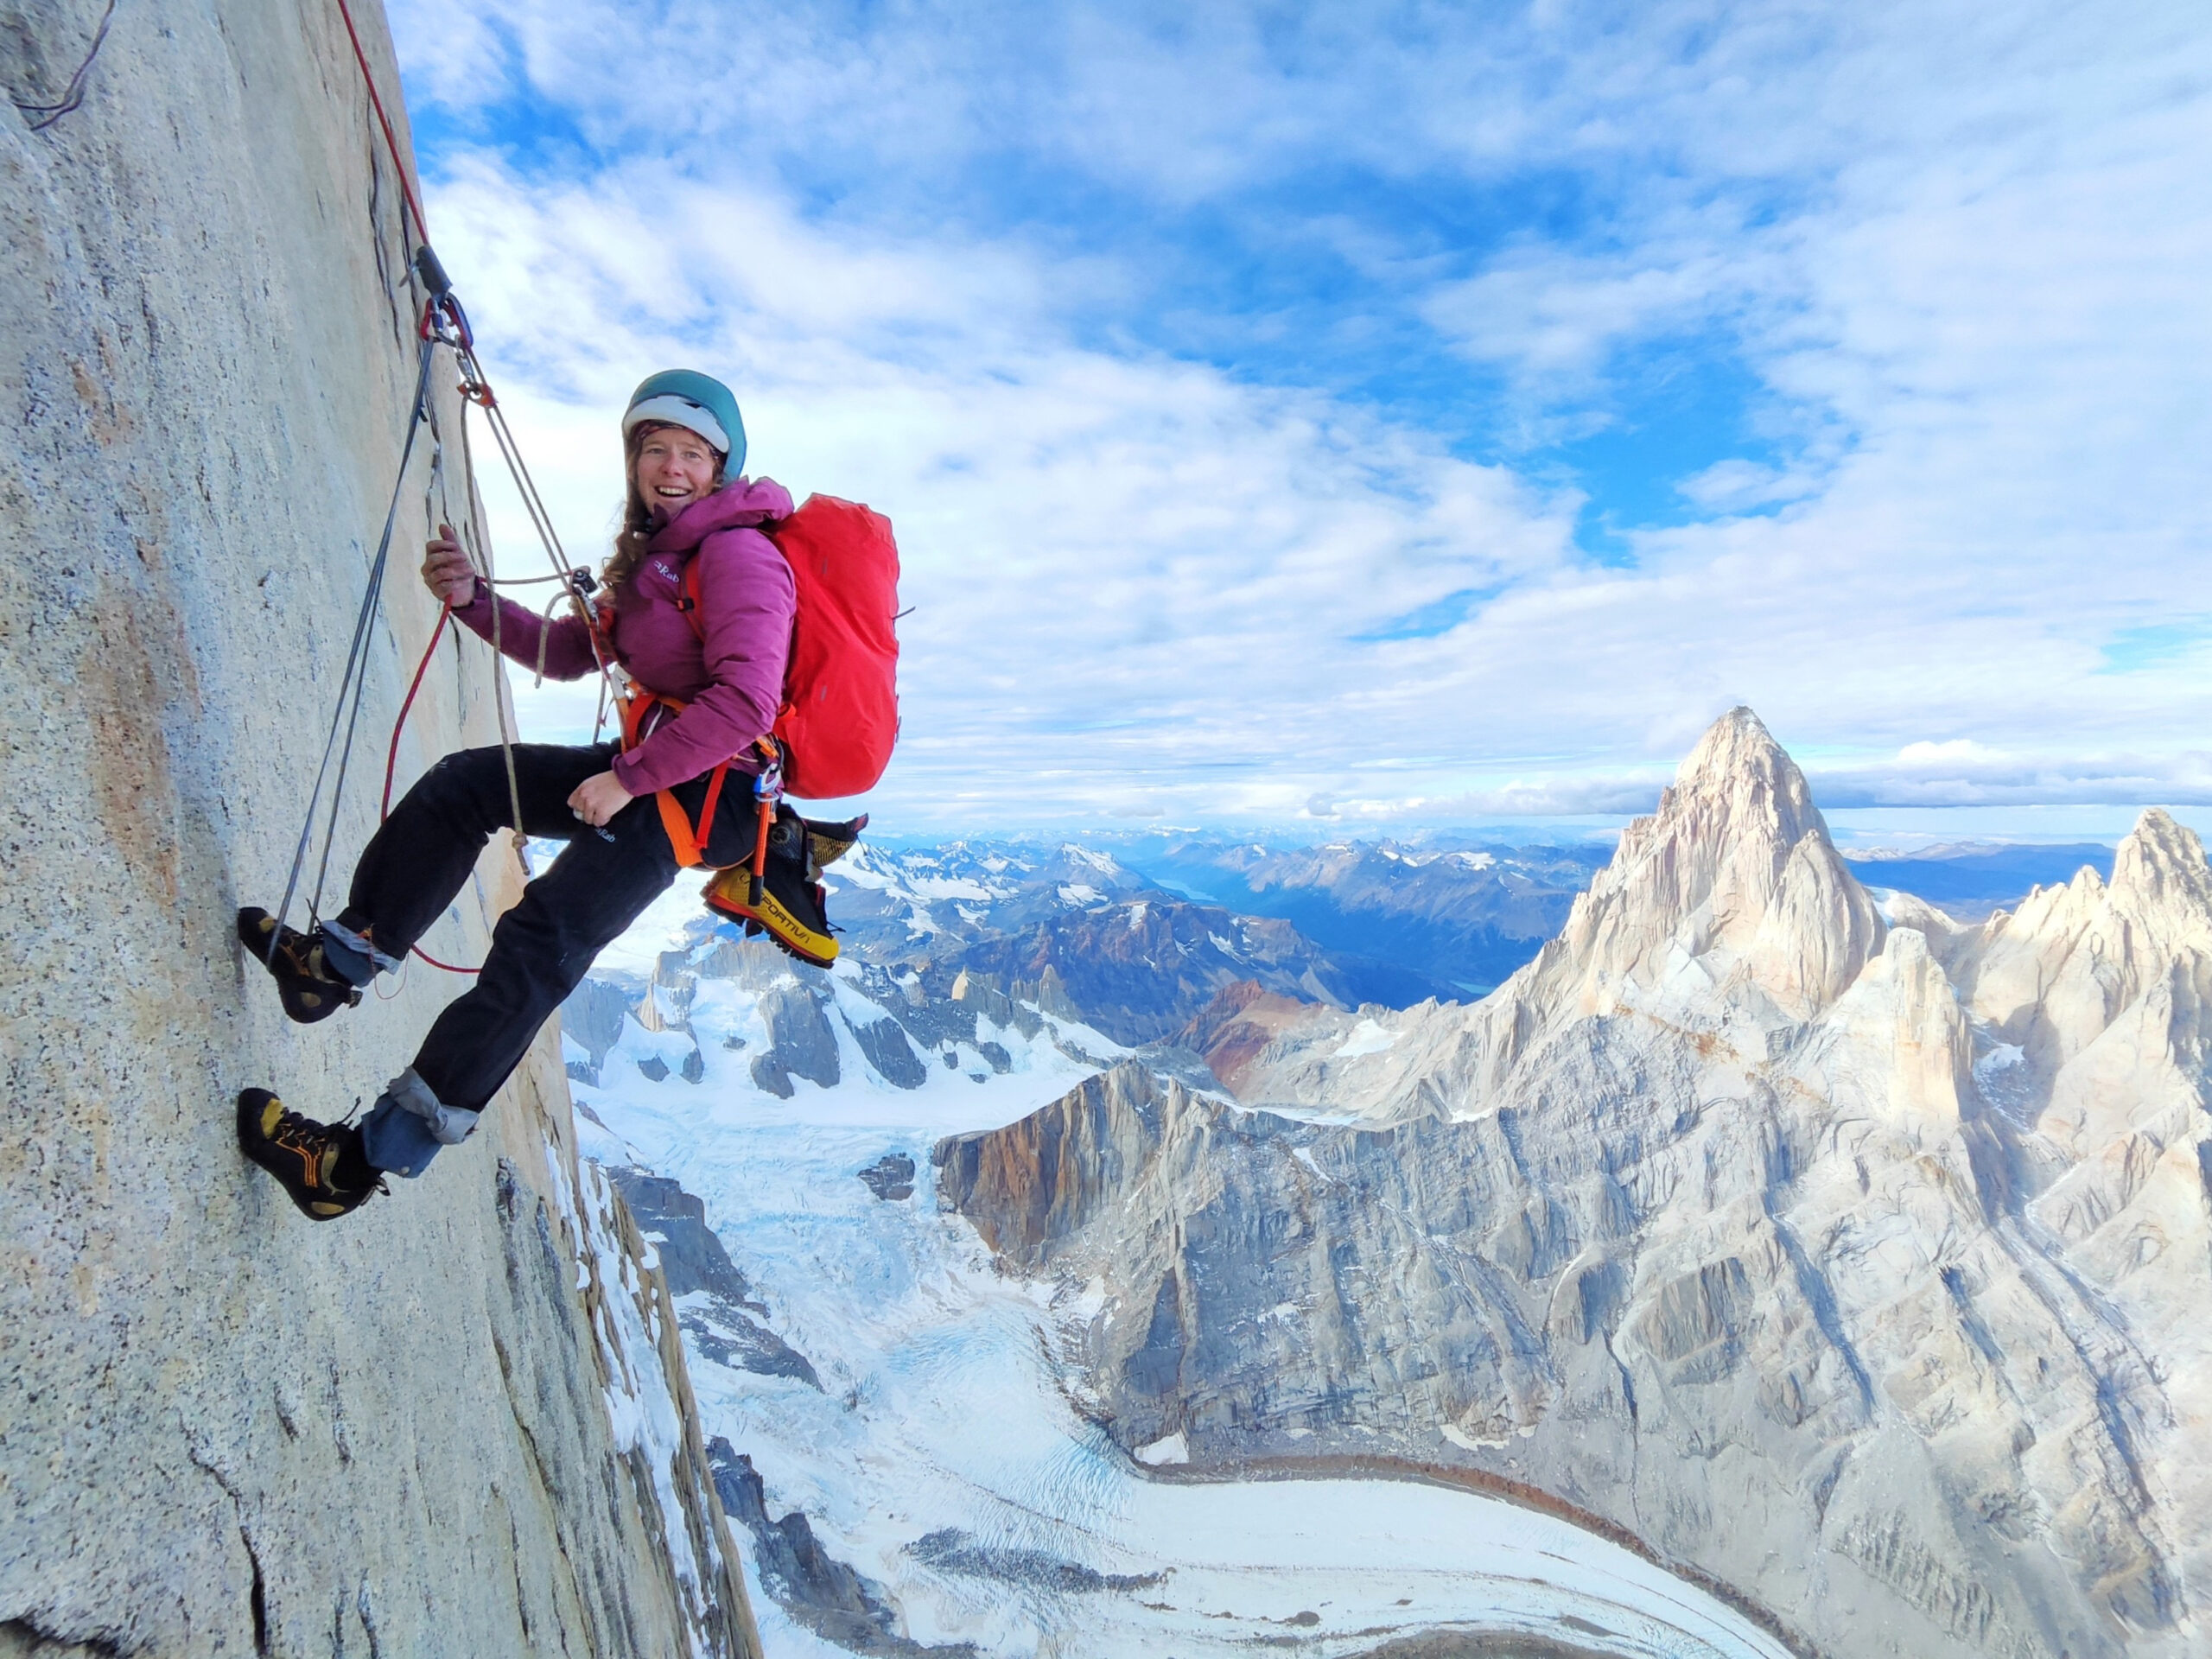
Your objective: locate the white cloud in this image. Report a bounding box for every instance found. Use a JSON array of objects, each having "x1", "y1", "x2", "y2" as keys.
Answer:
[
  {"x1": 385, "y1": 0, "x2": 2212, "y2": 831},
  {"x1": 1811, "y1": 743, "x2": 2212, "y2": 807},
  {"x1": 1896, "y1": 739, "x2": 2006, "y2": 768},
  {"x1": 423, "y1": 157, "x2": 1578, "y2": 823},
  {"x1": 1423, "y1": 249, "x2": 1736, "y2": 379},
  {"x1": 1675, "y1": 459, "x2": 1820, "y2": 512}
]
